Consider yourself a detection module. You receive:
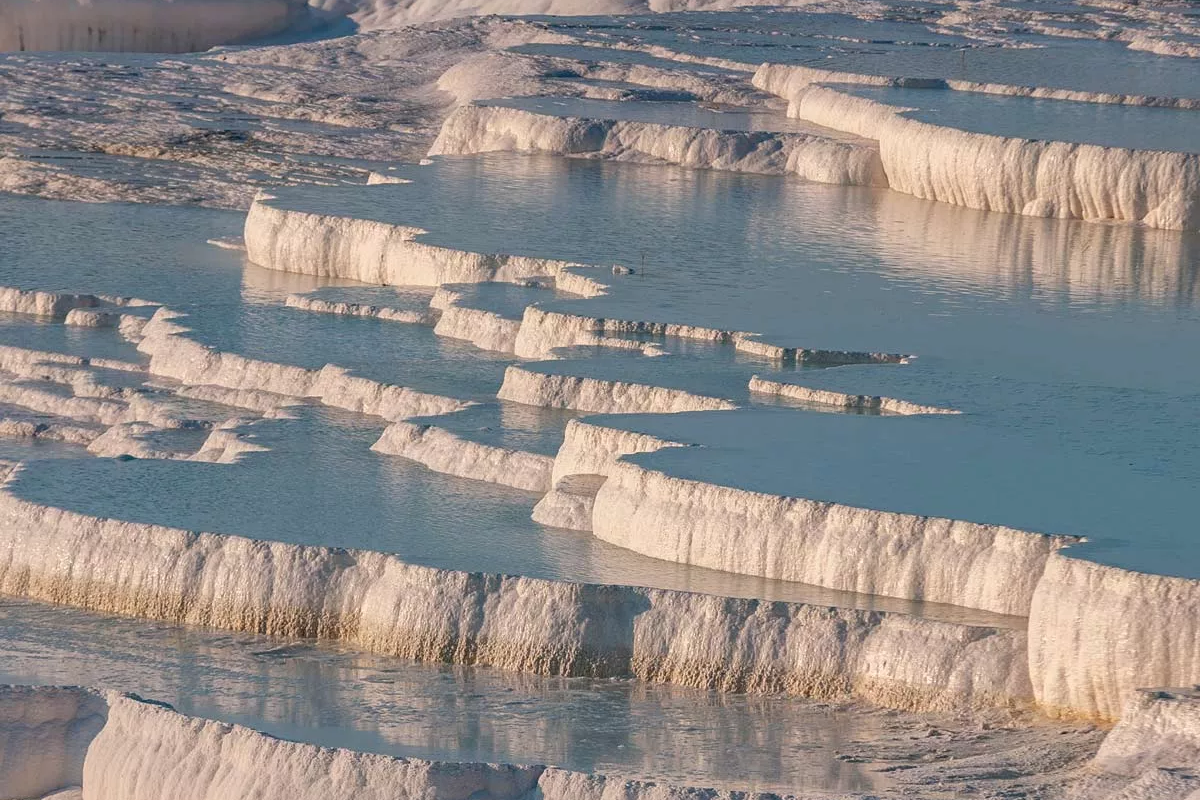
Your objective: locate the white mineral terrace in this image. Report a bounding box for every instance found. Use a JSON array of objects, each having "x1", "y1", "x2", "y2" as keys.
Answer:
[
  {"x1": 768, "y1": 84, "x2": 1200, "y2": 231},
  {"x1": 0, "y1": 679, "x2": 1197, "y2": 798},
  {"x1": 0, "y1": 217, "x2": 1188, "y2": 729},
  {"x1": 429, "y1": 103, "x2": 889, "y2": 188},
  {"x1": 0, "y1": 683, "x2": 1143, "y2": 800},
  {"x1": 2, "y1": 2, "x2": 1200, "y2": 797},
  {"x1": 427, "y1": 76, "x2": 1200, "y2": 231}
]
